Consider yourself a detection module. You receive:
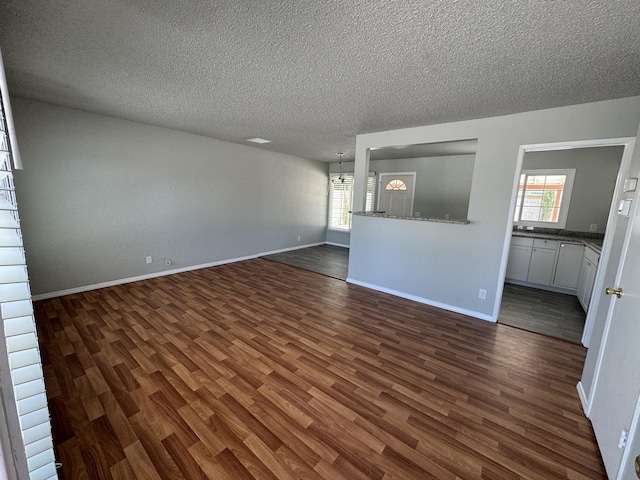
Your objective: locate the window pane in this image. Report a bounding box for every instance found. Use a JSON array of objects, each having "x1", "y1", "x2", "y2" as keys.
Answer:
[
  {"x1": 515, "y1": 172, "x2": 568, "y2": 225},
  {"x1": 385, "y1": 179, "x2": 407, "y2": 191},
  {"x1": 365, "y1": 176, "x2": 376, "y2": 212},
  {"x1": 328, "y1": 174, "x2": 377, "y2": 229},
  {"x1": 328, "y1": 175, "x2": 354, "y2": 230}
]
